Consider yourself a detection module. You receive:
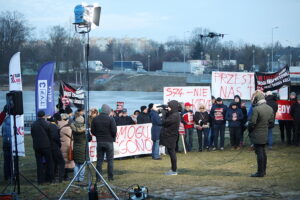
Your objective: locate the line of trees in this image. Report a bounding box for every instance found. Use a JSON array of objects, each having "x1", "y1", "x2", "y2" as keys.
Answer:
[{"x1": 1, "y1": 11, "x2": 300, "y2": 76}]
